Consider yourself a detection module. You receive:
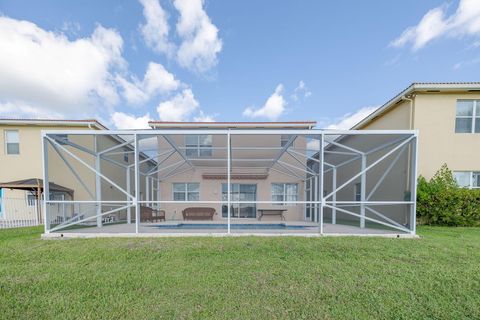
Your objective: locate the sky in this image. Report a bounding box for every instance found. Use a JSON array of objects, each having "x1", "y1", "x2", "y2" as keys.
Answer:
[{"x1": 1, "y1": 0, "x2": 480, "y2": 129}]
